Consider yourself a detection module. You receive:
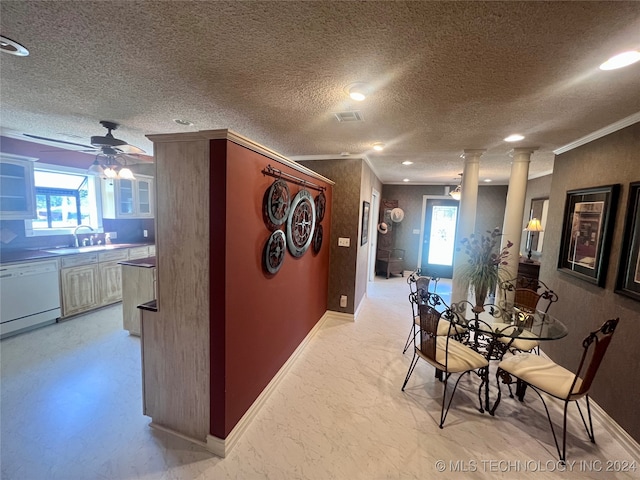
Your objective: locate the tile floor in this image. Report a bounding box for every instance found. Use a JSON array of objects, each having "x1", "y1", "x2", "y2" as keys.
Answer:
[{"x1": 1, "y1": 275, "x2": 637, "y2": 479}]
